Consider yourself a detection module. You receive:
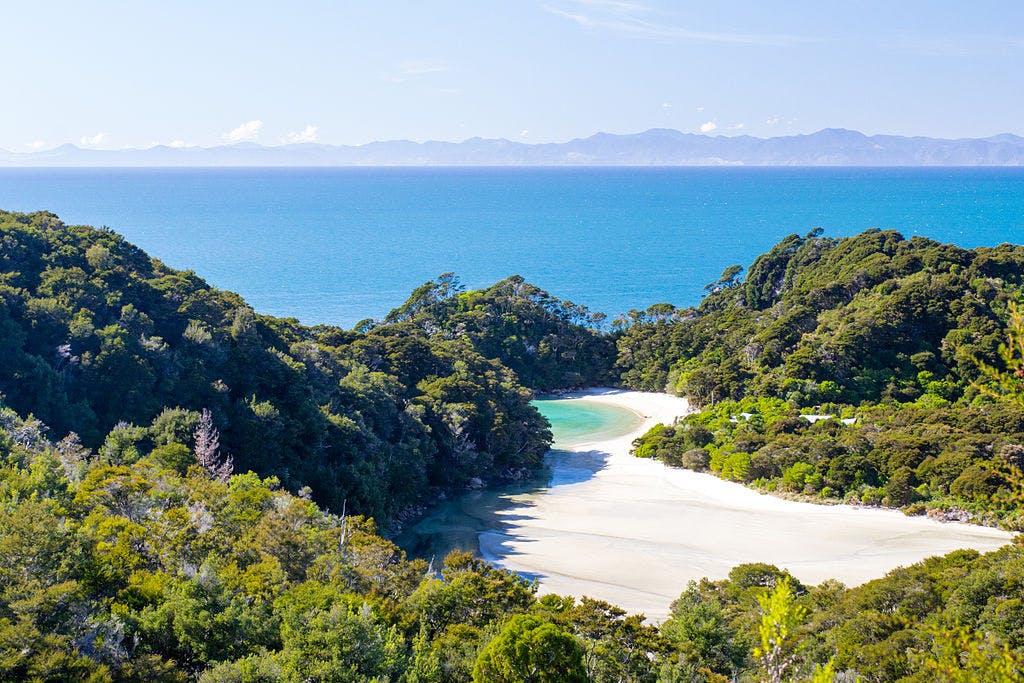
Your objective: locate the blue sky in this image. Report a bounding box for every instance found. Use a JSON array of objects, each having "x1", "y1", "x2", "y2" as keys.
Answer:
[{"x1": 3, "y1": 1, "x2": 1022, "y2": 150}]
